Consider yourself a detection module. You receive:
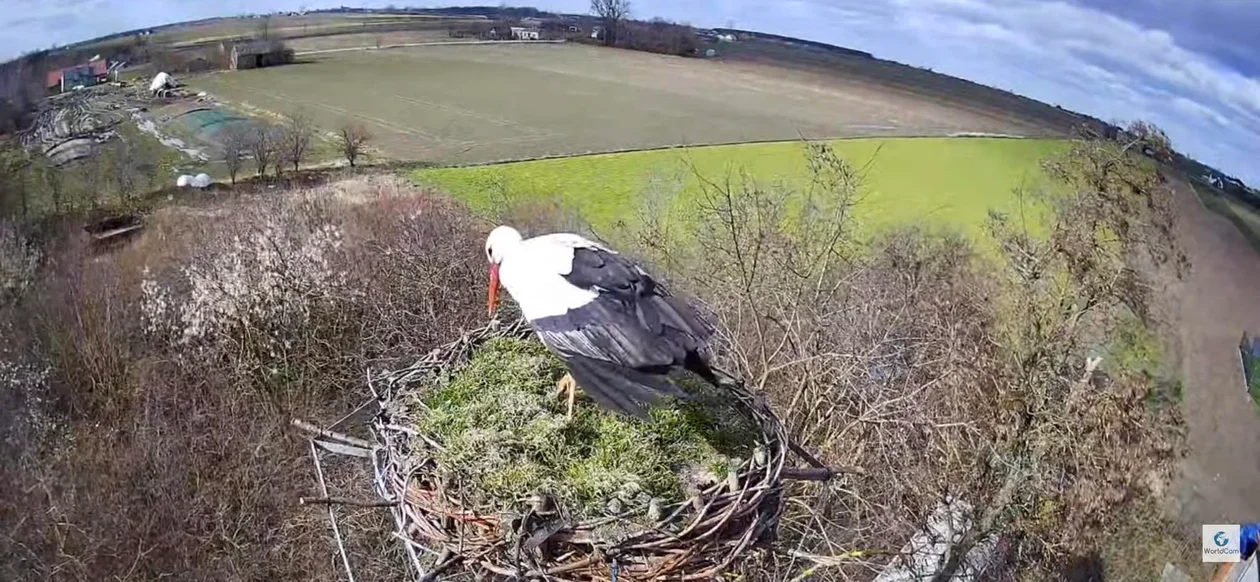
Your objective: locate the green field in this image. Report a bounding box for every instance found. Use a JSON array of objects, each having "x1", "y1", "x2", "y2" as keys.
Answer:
[{"x1": 414, "y1": 137, "x2": 1064, "y2": 237}]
